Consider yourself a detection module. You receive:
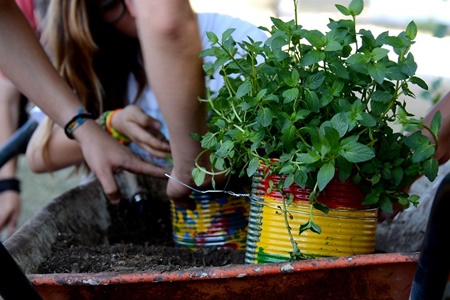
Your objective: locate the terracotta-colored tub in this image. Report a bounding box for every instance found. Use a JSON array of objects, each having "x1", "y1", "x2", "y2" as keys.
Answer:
[
  {"x1": 2, "y1": 171, "x2": 444, "y2": 300},
  {"x1": 28, "y1": 252, "x2": 419, "y2": 299}
]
